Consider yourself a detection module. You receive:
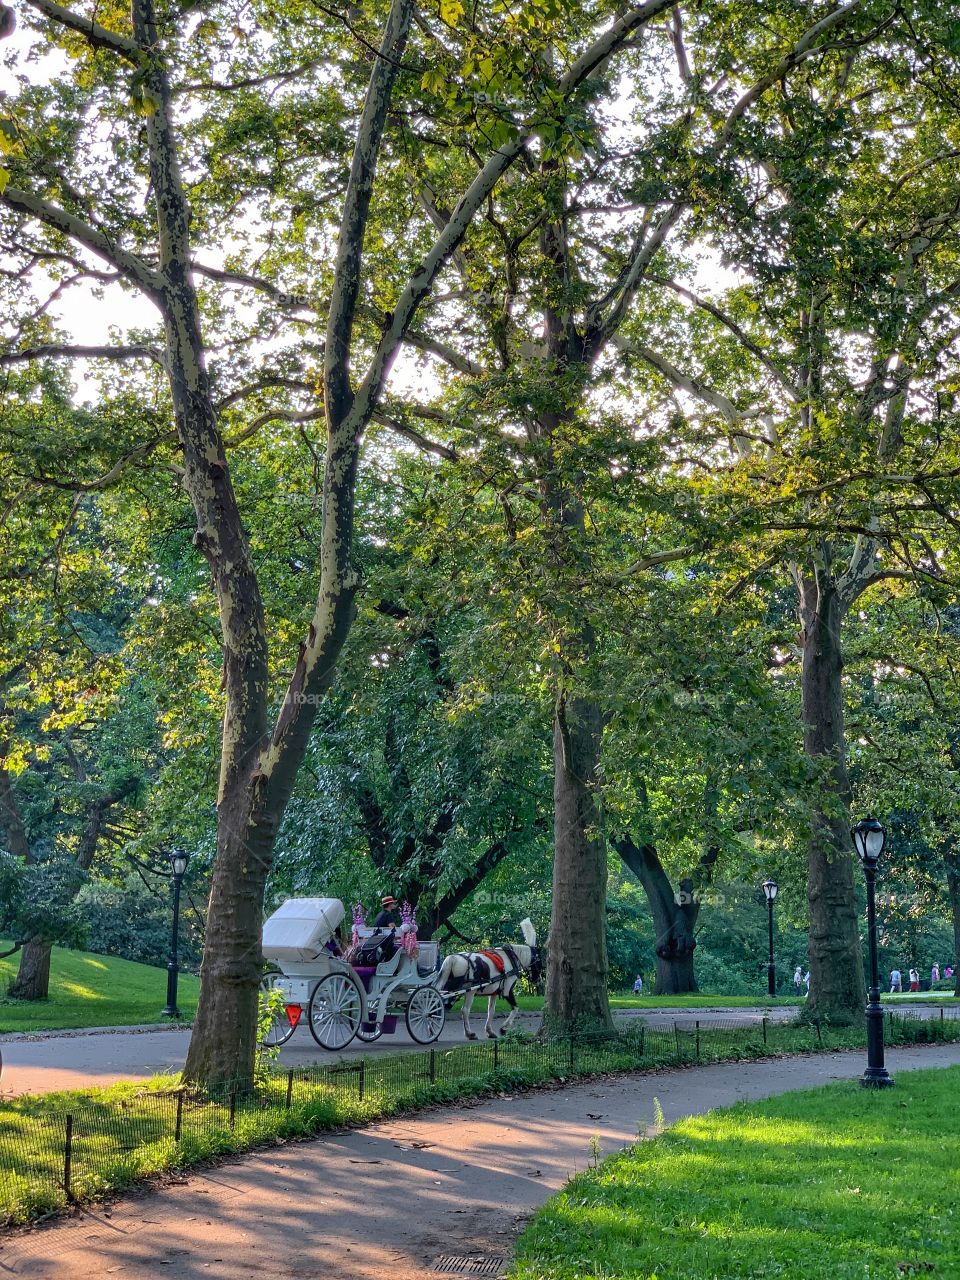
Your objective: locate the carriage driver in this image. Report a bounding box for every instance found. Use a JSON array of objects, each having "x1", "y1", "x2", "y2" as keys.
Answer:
[{"x1": 374, "y1": 895, "x2": 402, "y2": 928}]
